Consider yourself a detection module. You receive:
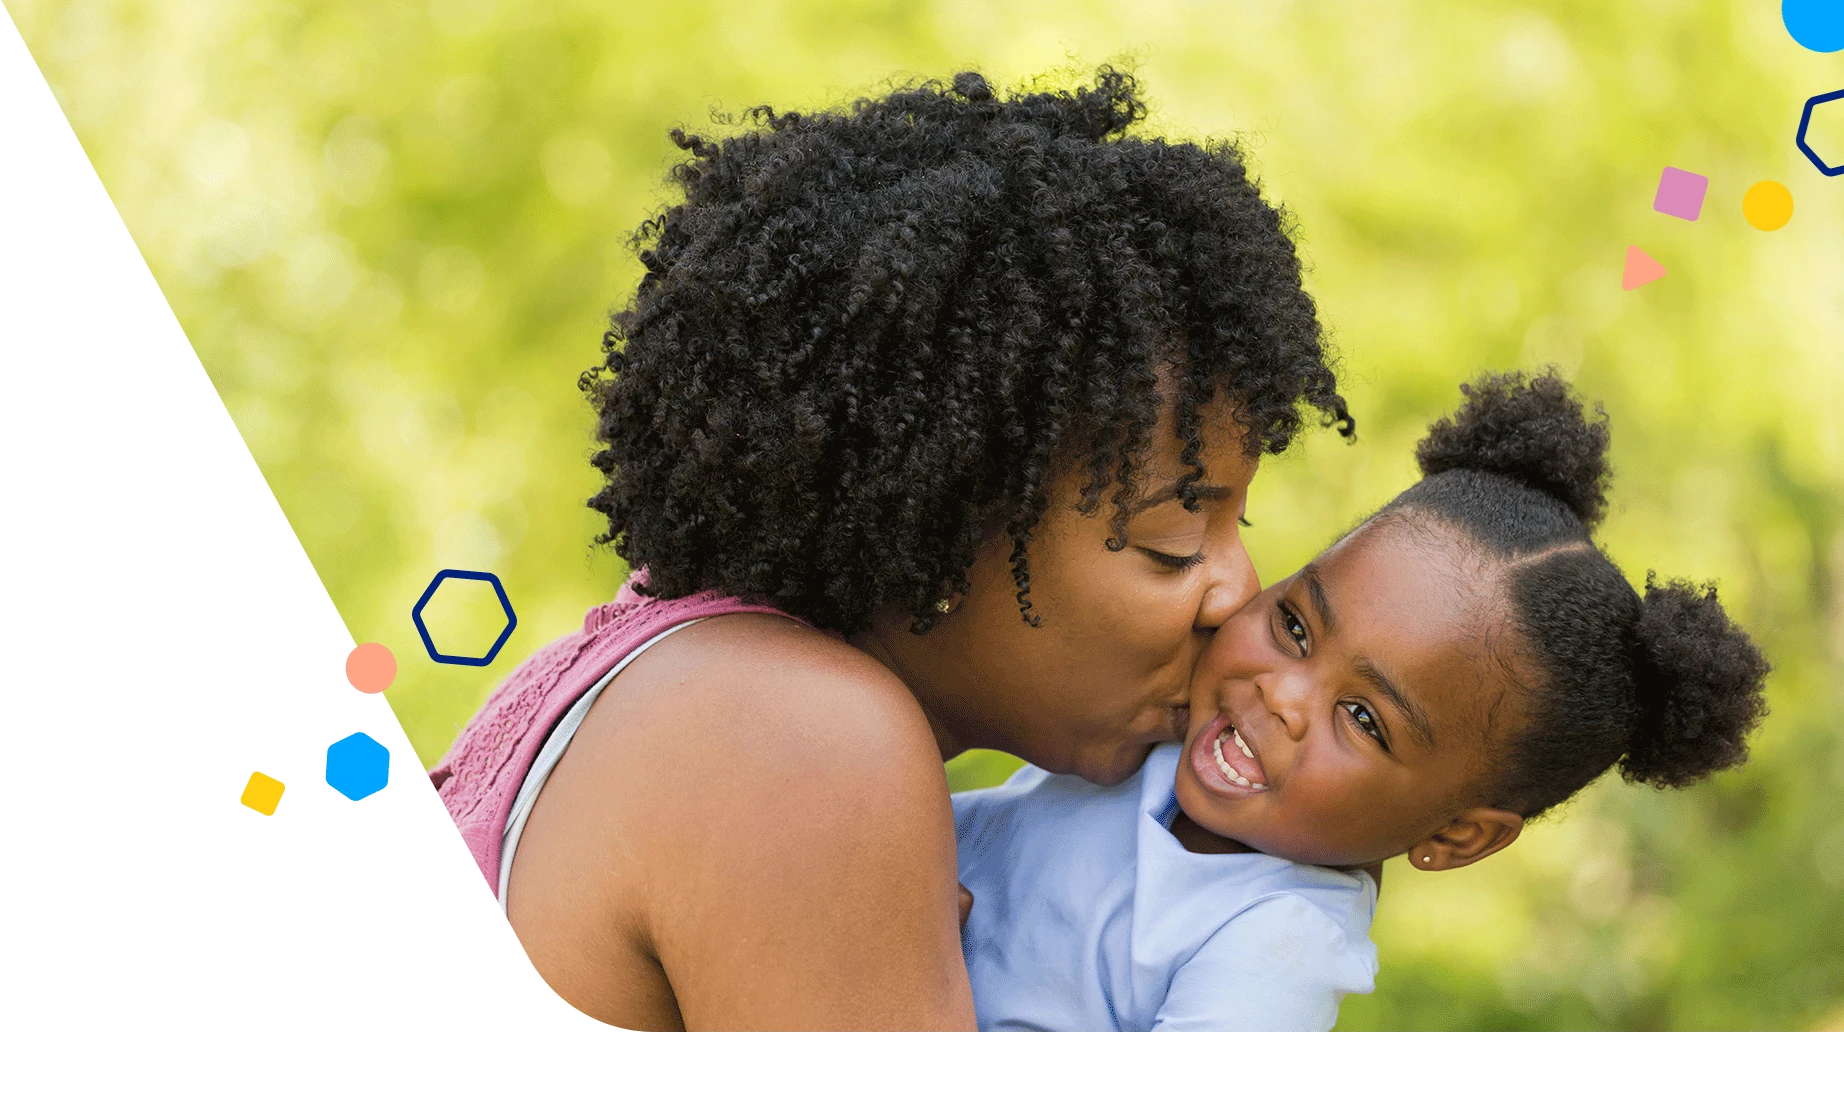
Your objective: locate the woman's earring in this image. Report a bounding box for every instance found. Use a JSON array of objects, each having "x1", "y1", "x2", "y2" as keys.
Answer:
[
  {"x1": 1421, "y1": 855, "x2": 1432, "y2": 865},
  {"x1": 911, "y1": 593, "x2": 963, "y2": 634}
]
